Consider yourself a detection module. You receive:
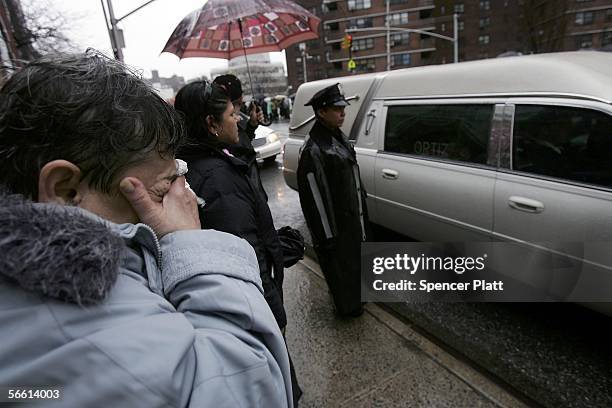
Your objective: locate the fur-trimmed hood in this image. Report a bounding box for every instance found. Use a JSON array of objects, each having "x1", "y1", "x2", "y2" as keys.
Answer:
[{"x1": 0, "y1": 193, "x2": 125, "y2": 305}]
